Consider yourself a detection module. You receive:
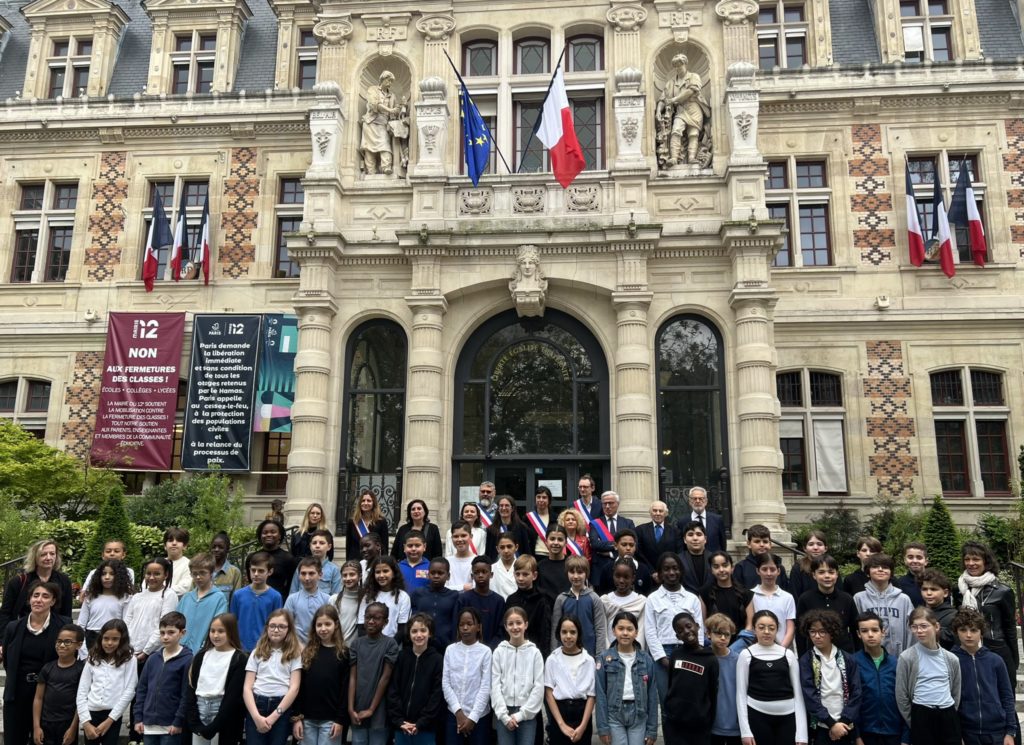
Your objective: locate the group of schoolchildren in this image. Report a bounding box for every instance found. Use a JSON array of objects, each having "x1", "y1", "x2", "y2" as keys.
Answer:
[{"x1": 4, "y1": 490, "x2": 1021, "y2": 745}]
